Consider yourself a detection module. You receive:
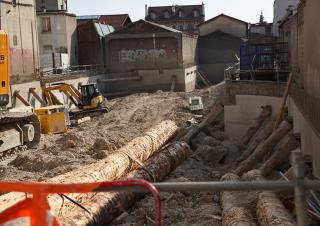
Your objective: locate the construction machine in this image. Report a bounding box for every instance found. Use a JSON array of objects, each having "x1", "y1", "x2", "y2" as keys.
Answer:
[
  {"x1": 0, "y1": 30, "x2": 41, "y2": 159},
  {"x1": 43, "y1": 83, "x2": 109, "y2": 119}
]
